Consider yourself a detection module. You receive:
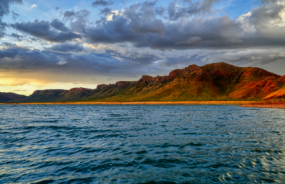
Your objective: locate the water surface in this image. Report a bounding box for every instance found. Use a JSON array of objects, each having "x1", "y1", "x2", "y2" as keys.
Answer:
[{"x1": 1, "y1": 105, "x2": 285, "y2": 183}]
